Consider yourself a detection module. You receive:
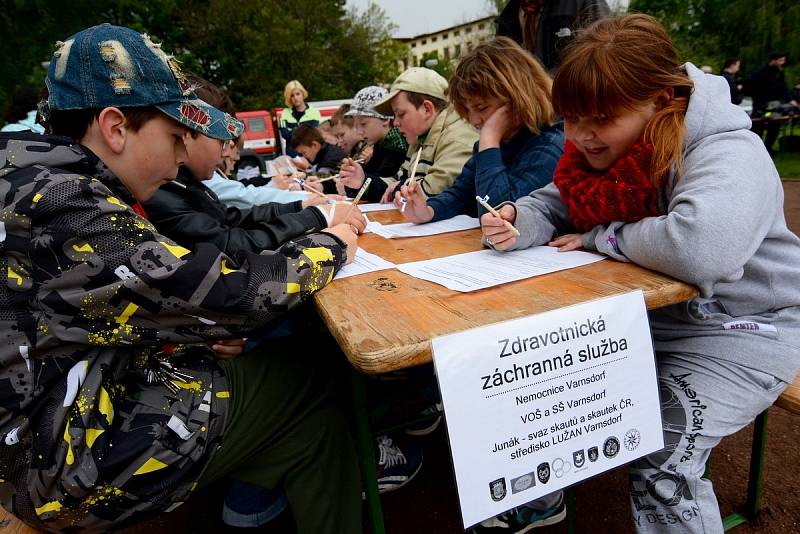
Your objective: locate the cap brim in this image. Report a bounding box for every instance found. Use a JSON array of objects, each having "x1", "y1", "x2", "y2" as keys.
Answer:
[
  {"x1": 156, "y1": 98, "x2": 243, "y2": 140},
  {"x1": 345, "y1": 108, "x2": 392, "y2": 119},
  {"x1": 373, "y1": 90, "x2": 400, "y2": 117}
]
